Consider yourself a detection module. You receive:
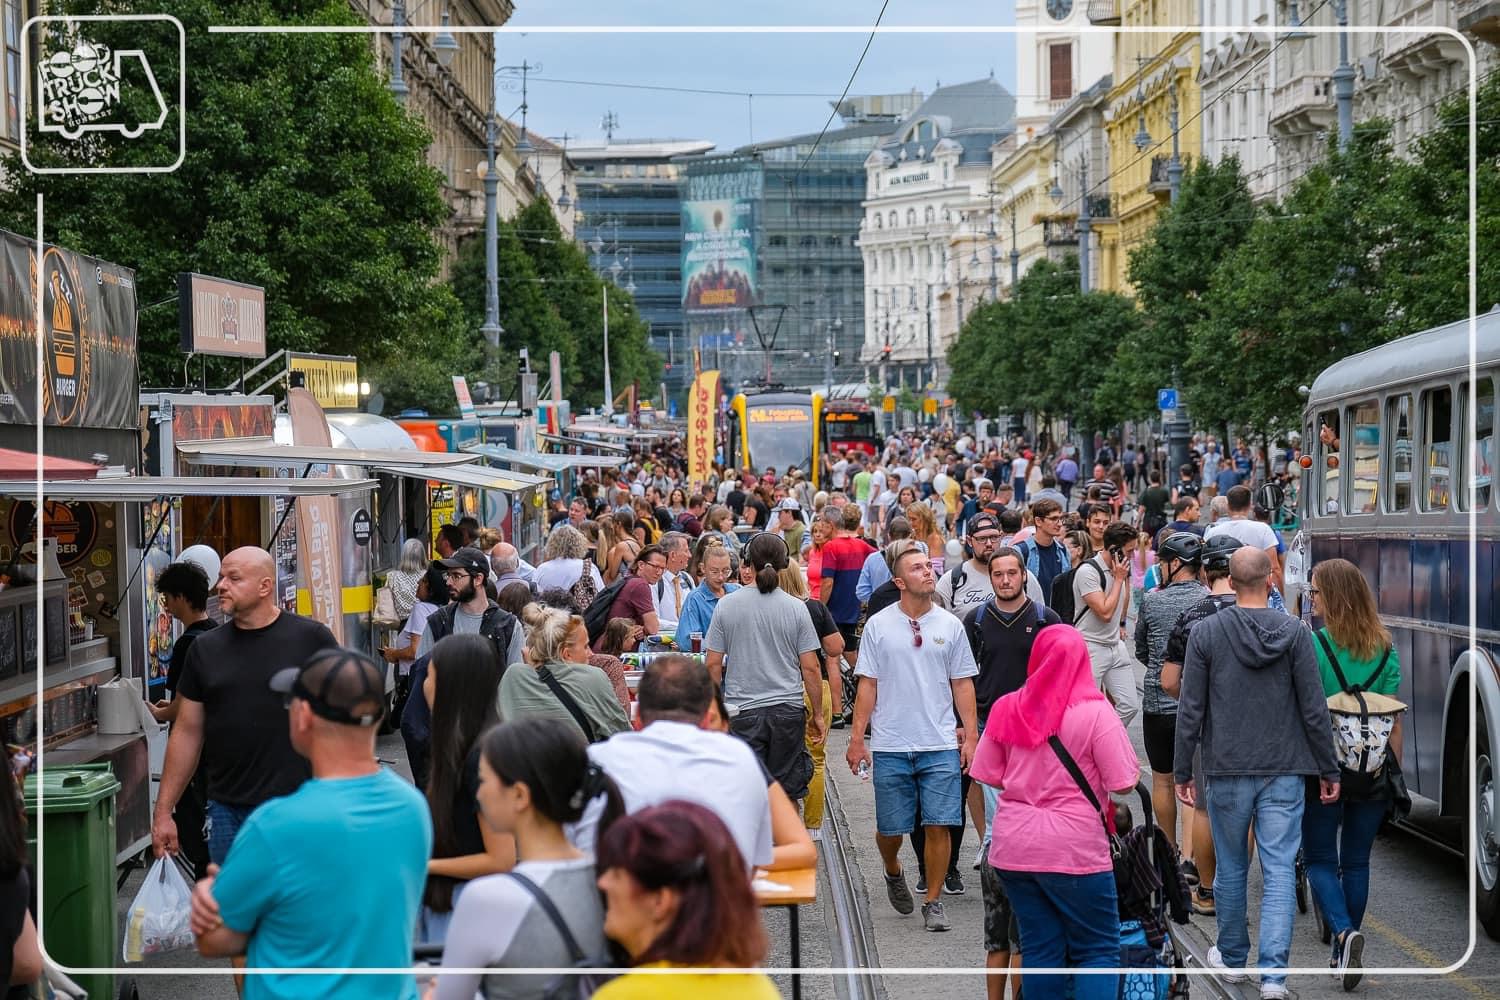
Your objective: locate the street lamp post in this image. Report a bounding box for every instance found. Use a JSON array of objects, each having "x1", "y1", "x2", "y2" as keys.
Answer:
[
  {"x1": 1168, "y1": 83, "x2": 1183, "y2": 203},
  {"x1": 1332, "y1": 0, "x2": 1355, "y2": 151},
  {"x1": 389, "y1": 1, "x2": 459, "y2": 103},
  {"x1": 479, "y1": 112, "x2": 501, "y2": 353},
  {"x1": 1077, "y1": 155, "x2": 1092, "y2": 293}
]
